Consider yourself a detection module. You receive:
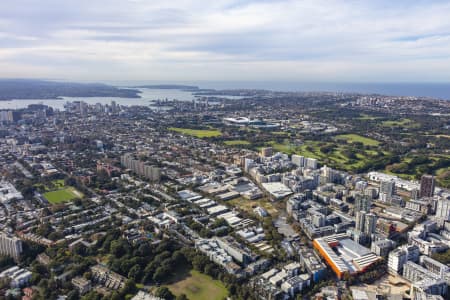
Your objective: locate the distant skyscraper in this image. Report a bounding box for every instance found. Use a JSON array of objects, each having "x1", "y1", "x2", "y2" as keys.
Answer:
[
  {"x1": 0, "y1": 110, "x2": 14, "y2": 123},
  {"x1": 419, "y1": 175, "x2": 435, "y2": 198},
  {"x1": 111, "y1": 100, "x2": 117, "y2": 113}
]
